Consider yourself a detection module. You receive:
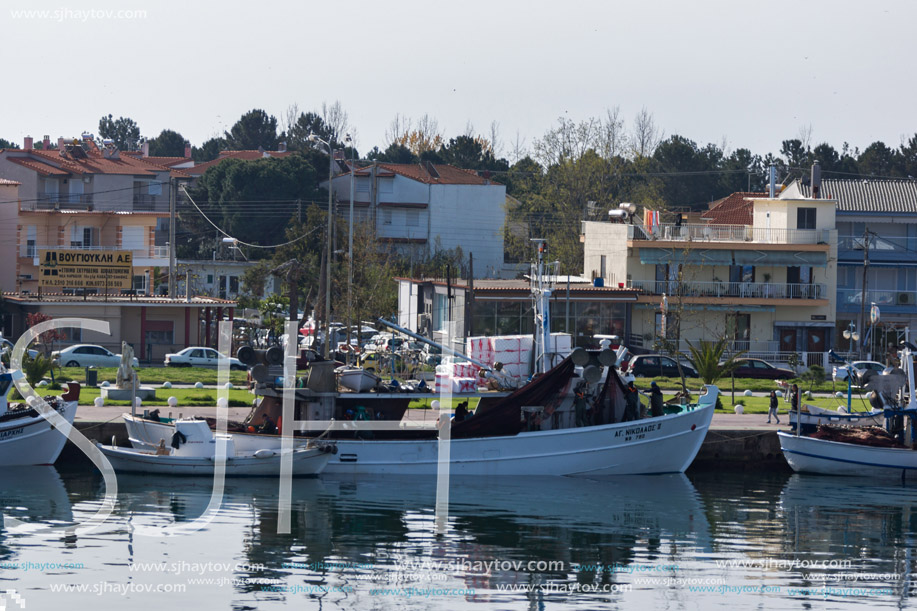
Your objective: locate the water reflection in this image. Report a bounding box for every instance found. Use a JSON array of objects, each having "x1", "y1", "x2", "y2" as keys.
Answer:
[{"x1": 0, "y1": 467, "x2": 914, "y2": 608}]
